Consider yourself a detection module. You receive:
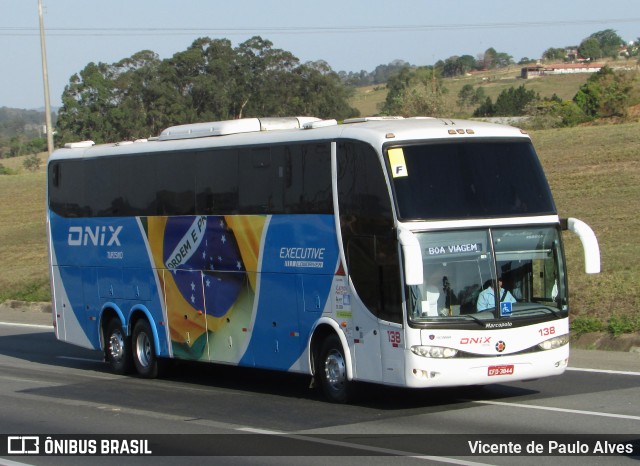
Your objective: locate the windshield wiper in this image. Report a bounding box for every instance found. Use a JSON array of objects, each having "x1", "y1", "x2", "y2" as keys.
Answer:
[
  {"x1": 464, "y1": 312, "x2": 494, "y2": 326},
  {"x1": 511, "y1": 305, "x2": 562, "y2": 318}
]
